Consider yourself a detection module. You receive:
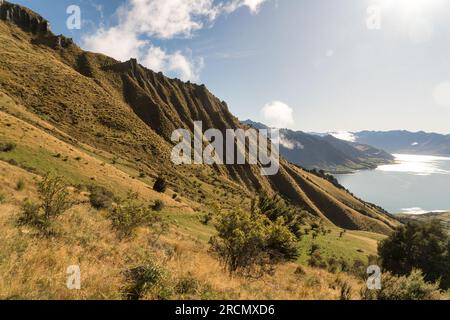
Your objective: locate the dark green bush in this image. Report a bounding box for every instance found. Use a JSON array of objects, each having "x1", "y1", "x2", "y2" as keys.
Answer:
[
  {"x1": 153, "y1": 176, "x2": 167, "y2": 193},
  {"x1": 209, "y1": 210, "x2": 299, "y2": 277},
  {"x1": 254, "y1": 192, "x2": 307, "y2": 238},
  {"x1": 152, "y1": 200, "x2": 165, "y2": 212},
  {"x1": 0, "y1": 142, "x2": 16, "y2": 152},
  {"x1": 88, "y1": 186, "x2": 114, "y2": 210},
  {"x1": 379, "y1": 221, "x2": 450, "y2": 289}
]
